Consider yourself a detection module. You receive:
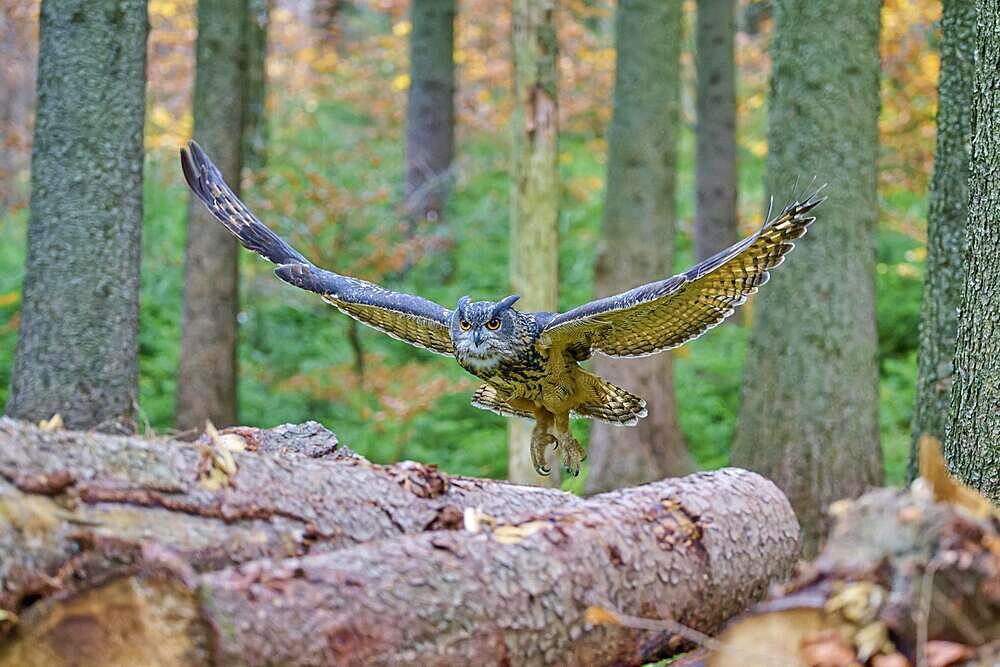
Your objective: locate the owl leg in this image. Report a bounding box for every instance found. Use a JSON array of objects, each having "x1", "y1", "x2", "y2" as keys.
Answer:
[
  {"x1": 552, "y1": 411, "x2": 586, "y2": 477},
  {"x1": 528, "y1": 406, "x2": 557, "y2": 476}
]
